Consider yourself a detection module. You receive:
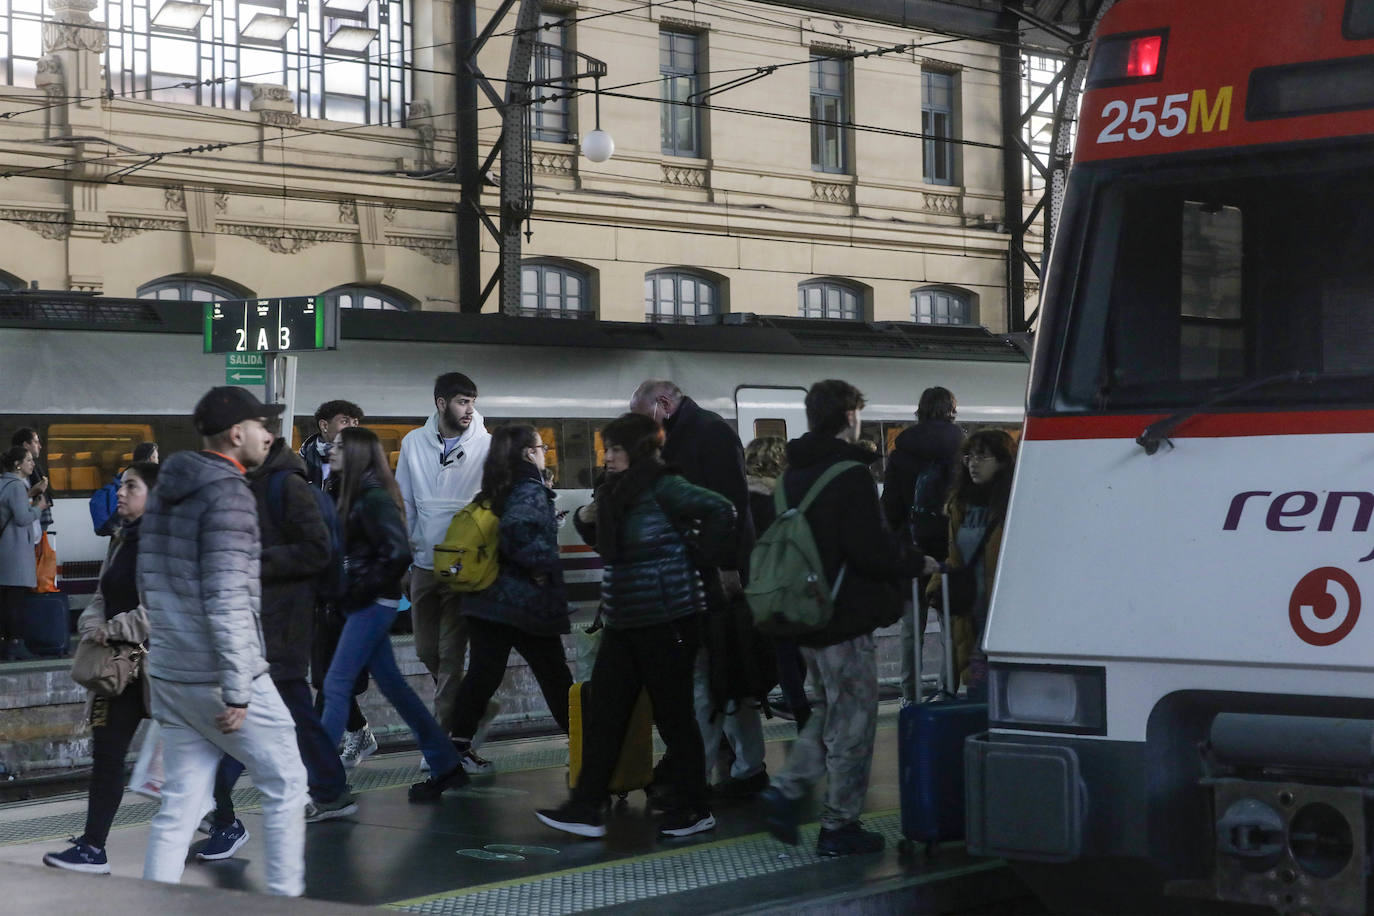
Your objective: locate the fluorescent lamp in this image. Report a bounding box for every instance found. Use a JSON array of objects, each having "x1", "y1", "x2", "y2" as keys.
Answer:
[
  {"x1": 240, "y1": 13, "x2": 295, "y2": 41},
  {"x1": 151, "y1": 0, "x2": 209, "y2": 30},
  {"x1": 325, "y1": 26, "x2": 378, "y2": 52},
  {"x1": 323, "y1": 0, "x2": 372, "y2": 14}
]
